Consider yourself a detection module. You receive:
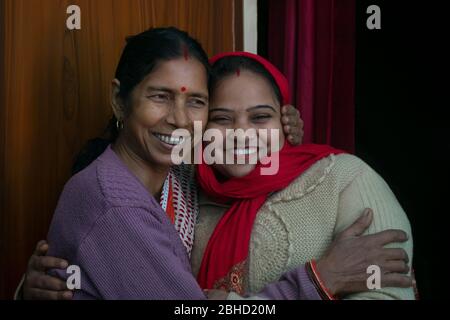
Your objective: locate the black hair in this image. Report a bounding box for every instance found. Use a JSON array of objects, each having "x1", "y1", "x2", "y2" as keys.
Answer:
[
  {"x1": 209, "y1": 56, "x2": 282, "y2": 105},
  {"x1": 71, "y1": 27, "x2": 210, "y2": 175}
]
